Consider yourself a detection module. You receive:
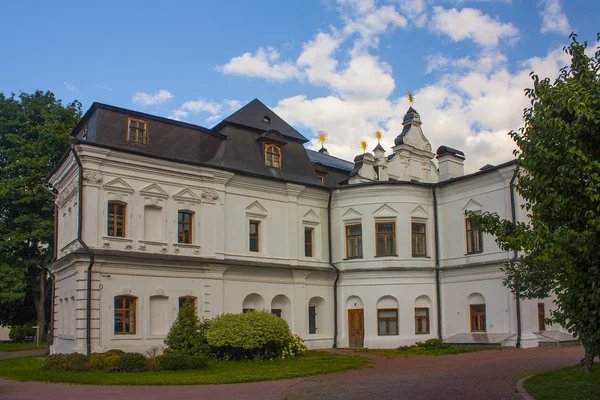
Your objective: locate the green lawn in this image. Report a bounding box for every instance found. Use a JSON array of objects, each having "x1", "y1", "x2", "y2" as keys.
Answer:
[
  {"x1": 524, "y1": 365, "x2": 600, "y2": 400},
  {"x1": 355, "y1": 346, "x2": 485, "y2": 357},
  {"x1": 0, "y1": 351, "x2": 369, "y2": 385},
  {"x1": 0, "y1": 342, "x2": 47, "y2": 353}
]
